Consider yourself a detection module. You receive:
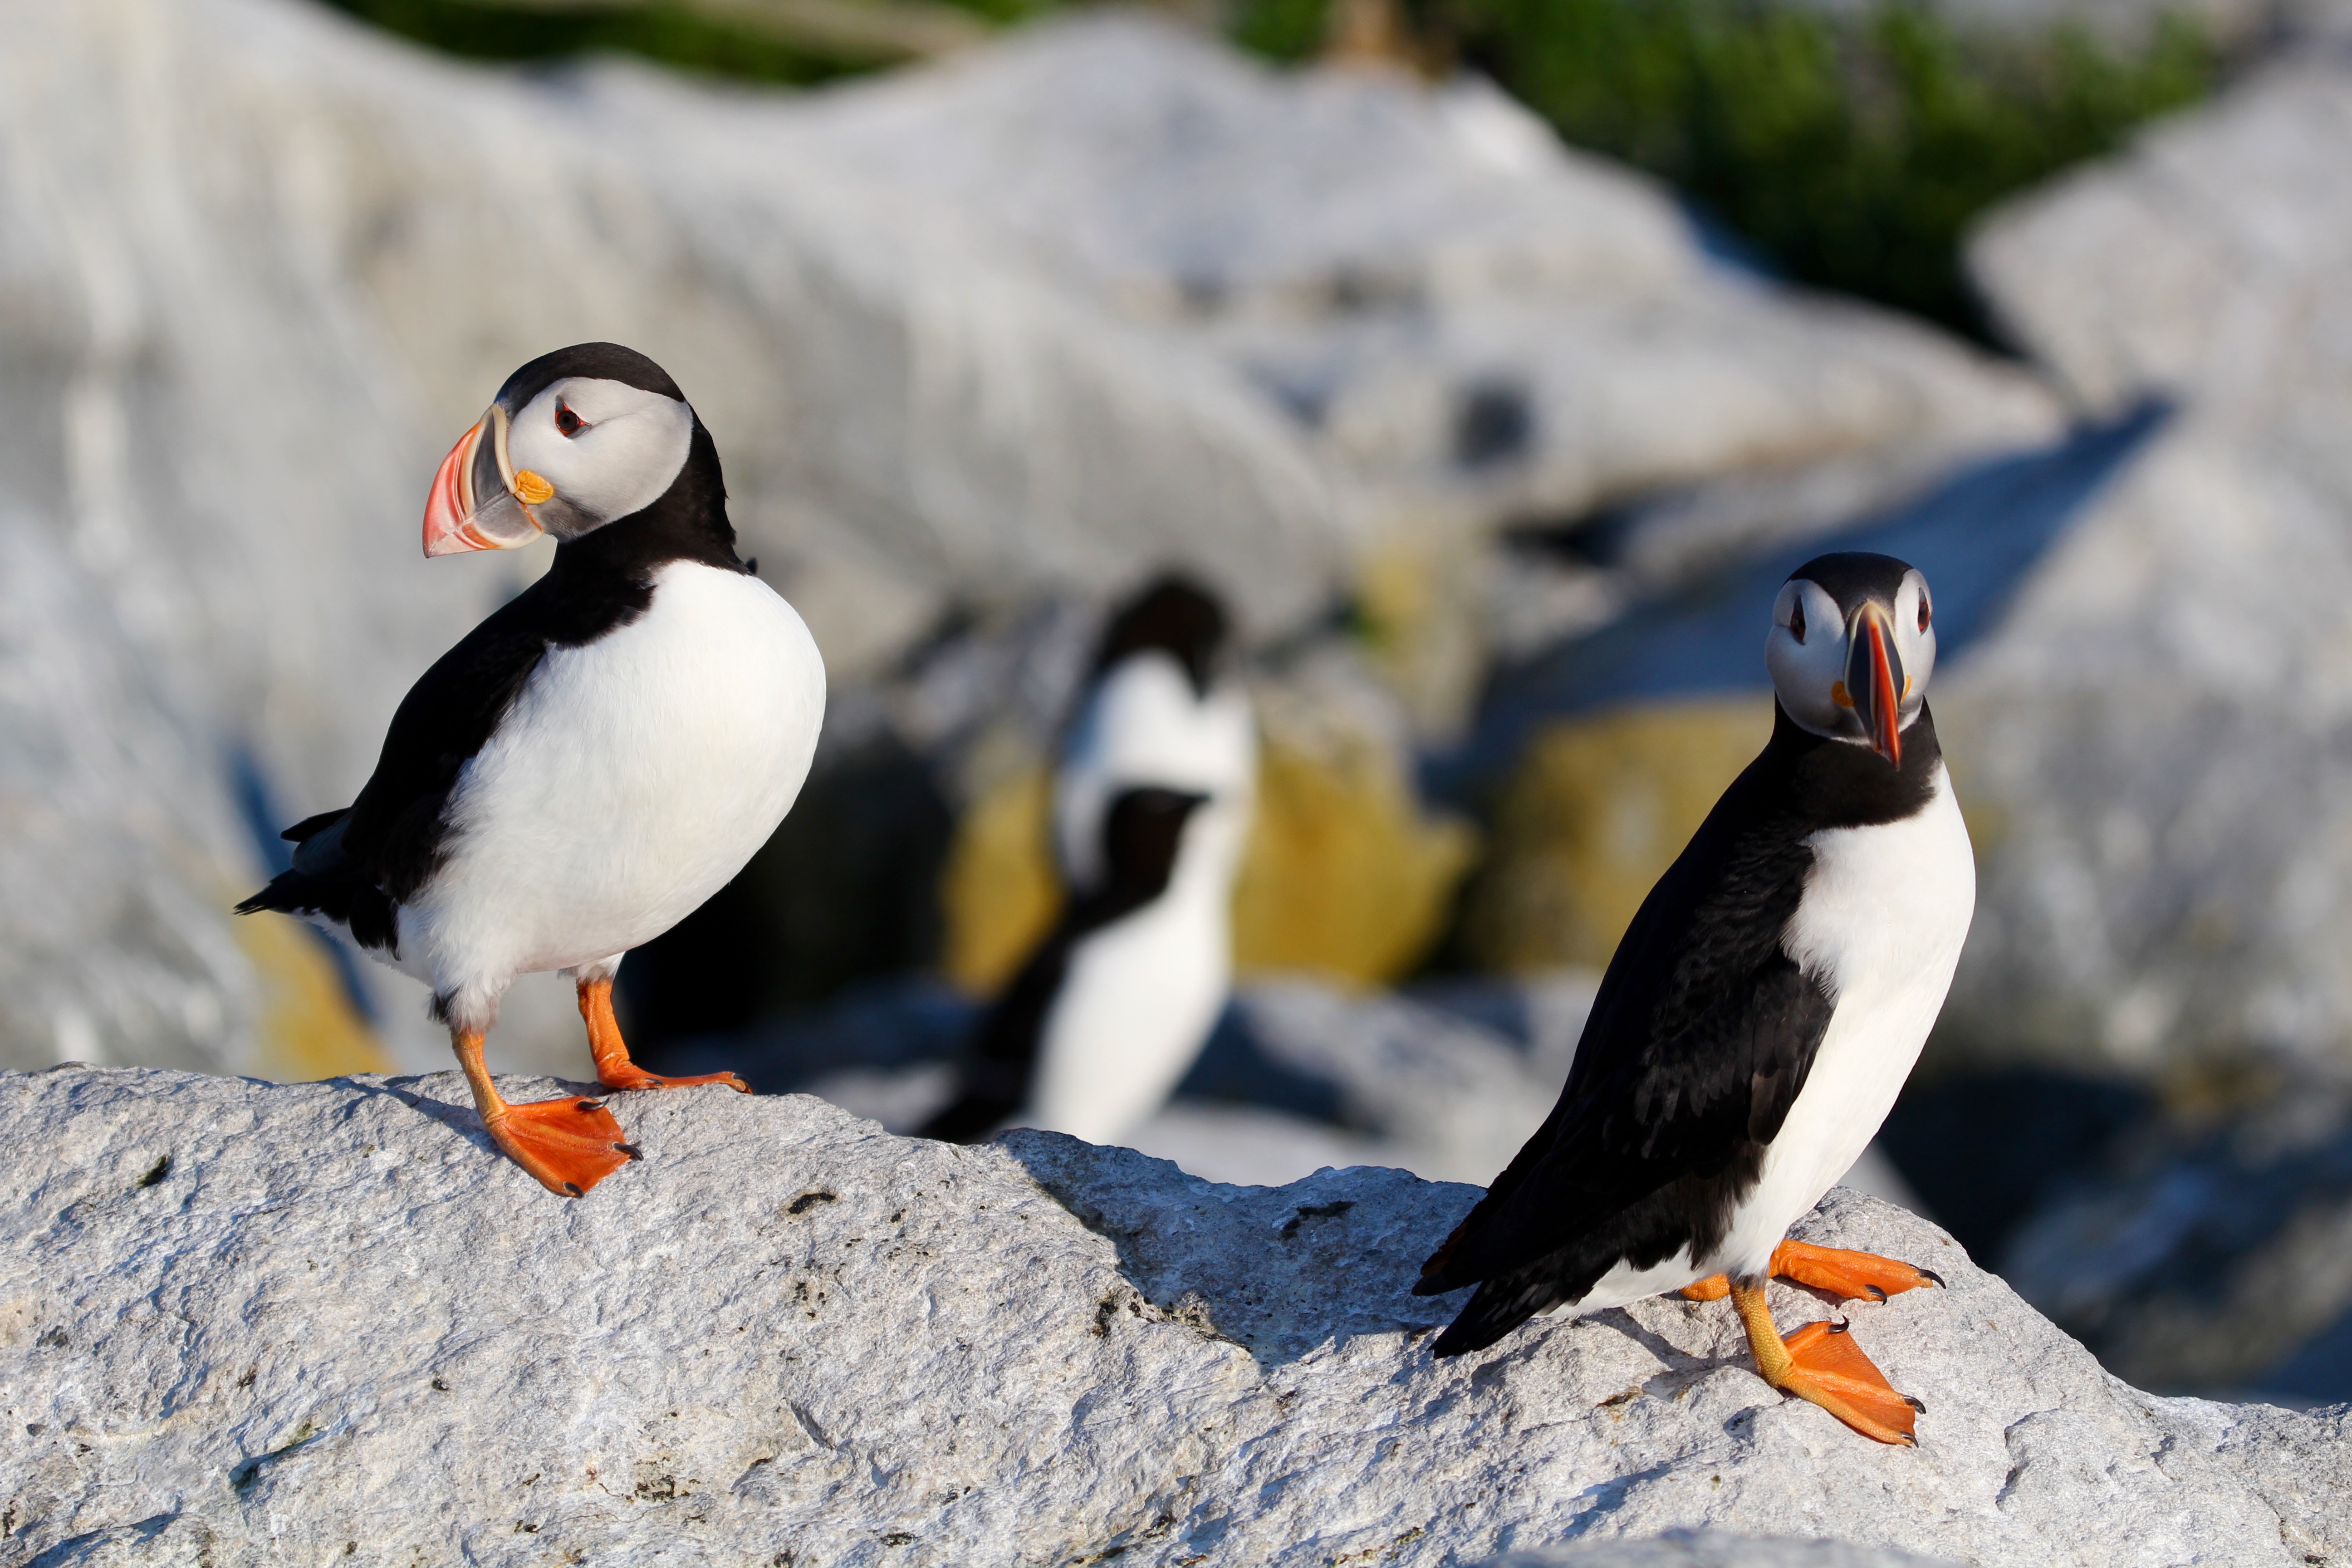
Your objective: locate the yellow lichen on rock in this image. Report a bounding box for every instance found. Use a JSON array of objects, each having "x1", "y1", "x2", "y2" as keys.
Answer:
[
  {"x1": 938, "y1": 764, "x2": 1063, "y2": 998},
  {"x1": 233, "y1": 909, "x2": 392, "y2": 1081},
  {"x1": 1460, "y1": 696, "x2": 1774, "y2": 973},
  {"x1": 1231, "y1": 738, "x2": 1476, "y2": 986}
]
